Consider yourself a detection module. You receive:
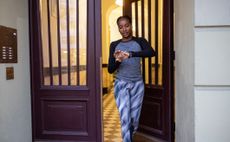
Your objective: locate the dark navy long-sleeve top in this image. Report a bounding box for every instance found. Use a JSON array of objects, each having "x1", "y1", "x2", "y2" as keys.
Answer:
[{"x1": 108, "y1": 36, "x2": 155, "y2": 81}]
